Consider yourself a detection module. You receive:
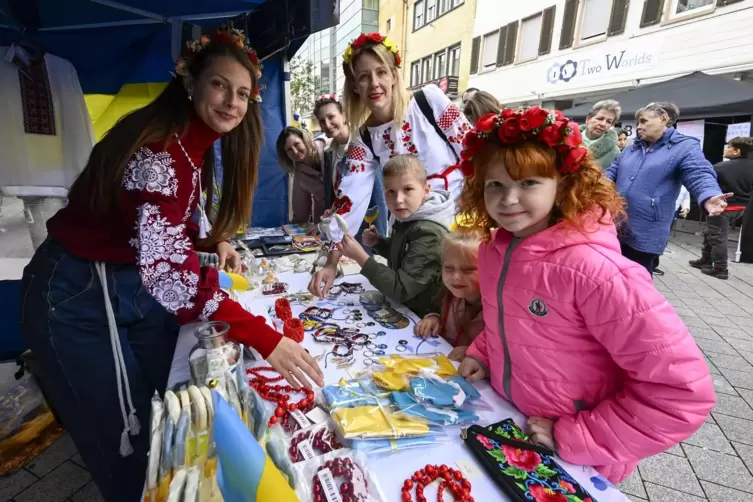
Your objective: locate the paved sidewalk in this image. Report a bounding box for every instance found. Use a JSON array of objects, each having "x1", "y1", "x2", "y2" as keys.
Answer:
[{"x1": 3, "y1": 216, "x2": 753, "y2": 501}]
